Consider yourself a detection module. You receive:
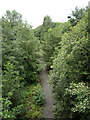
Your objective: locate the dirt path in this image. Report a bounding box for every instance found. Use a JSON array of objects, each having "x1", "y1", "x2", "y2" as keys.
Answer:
[{"x1": 39, "y1": 68, "x2": 54, "y2": 118}]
